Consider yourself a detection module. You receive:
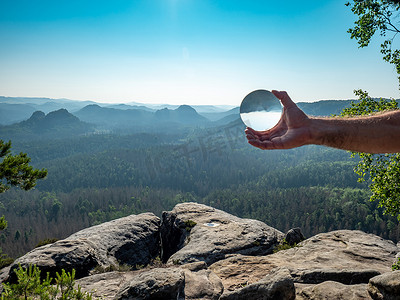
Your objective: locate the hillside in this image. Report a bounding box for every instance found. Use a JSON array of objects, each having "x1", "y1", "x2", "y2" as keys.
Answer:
[
  {"x1": 0, "y1": 109, "x2": 94, "y2": 141},
  {"x1": 154, "y1": 105, "x2": 208, "y2": 125},
  {"x1": 75, "y1": 104, "x2": 154, "y2": 129},
  {"x1": 0, "y1": 103, "x2": 36, "y2": 125},
  {"x1": 297, "y1": 100, "x2": 353, "y2": 116}
]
